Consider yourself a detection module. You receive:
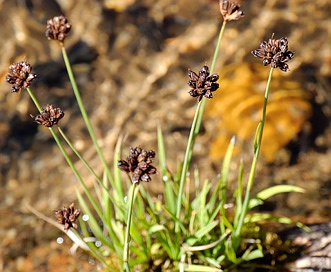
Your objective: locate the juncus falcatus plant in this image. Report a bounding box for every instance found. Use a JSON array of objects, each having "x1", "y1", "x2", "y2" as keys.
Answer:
[
  {"x1": 118, "y1": 147, "x2": 157, "y2": 271},
  {"x1": 234, "y1": 34, "x2": 295, "y2": 241},
  {"x1": 174, "y1": 0, "x2": 245, "y2": 235},
  {"x1": 6, "y1": 1, "x2": 307, "y2": 271}
]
